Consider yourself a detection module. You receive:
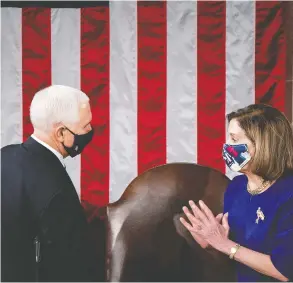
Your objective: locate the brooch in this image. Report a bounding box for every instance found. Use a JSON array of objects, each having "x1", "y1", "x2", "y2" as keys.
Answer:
[{"x1": 255, "y1": 207, "x2": 265, "y2": 224}]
